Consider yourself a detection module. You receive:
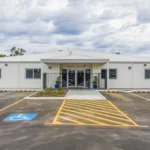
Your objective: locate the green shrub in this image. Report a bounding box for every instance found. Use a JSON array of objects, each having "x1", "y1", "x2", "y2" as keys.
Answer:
[{"x1": 35, "y1": 87, "x2": 65, "y2": 97}]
